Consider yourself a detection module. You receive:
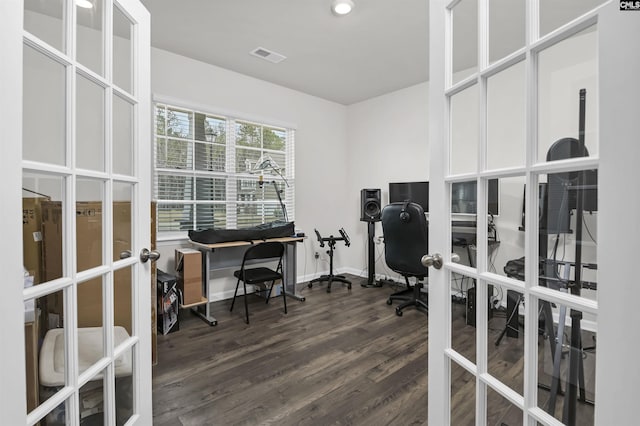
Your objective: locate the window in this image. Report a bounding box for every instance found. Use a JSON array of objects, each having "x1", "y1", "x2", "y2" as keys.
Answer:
[{"x1": 154, "y1": 103, "x2": 295, "y2": 235}]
